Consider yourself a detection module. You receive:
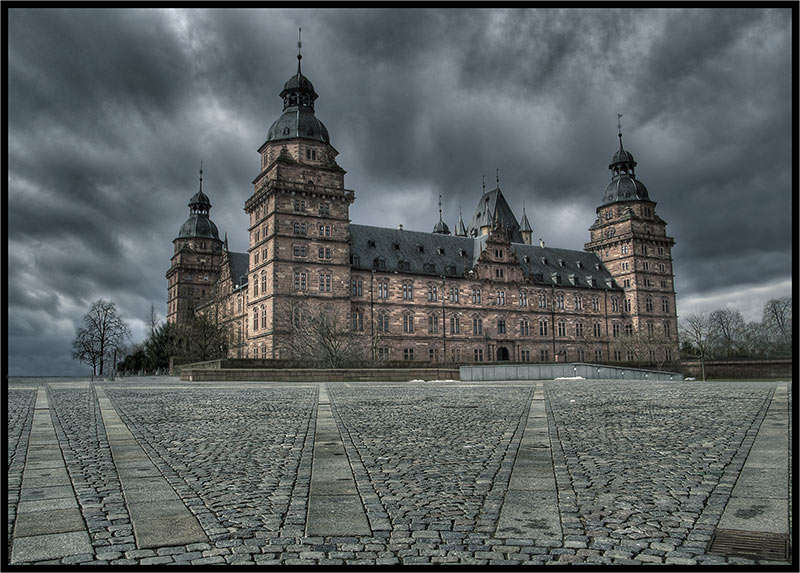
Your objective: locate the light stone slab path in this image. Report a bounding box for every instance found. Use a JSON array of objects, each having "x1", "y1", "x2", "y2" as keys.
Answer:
[
  {"x1": 11, "y1": 388, "x2": 92, "y2": 564},
  {"x1": 306, "y1": 384, "x2": 371, "y2": 536},
  {"x1": 94, "y1": 387, "x2": 208, "y2": 548},
  {"x1": 495, "y1": 382, "x2": 562, "y2": 543},
  {"x1": 717, "y1": 382, "x2": 789, "y2": 534}
]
